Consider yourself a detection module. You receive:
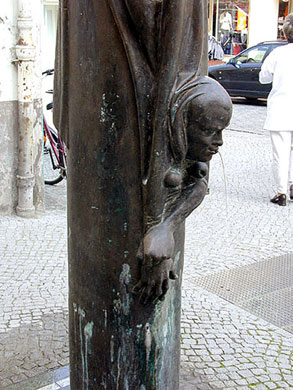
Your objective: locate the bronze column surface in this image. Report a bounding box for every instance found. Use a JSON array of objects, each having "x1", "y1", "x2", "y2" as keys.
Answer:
[{"x1": 53, "y1": 1, "x2": 232, "y2": 389}]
